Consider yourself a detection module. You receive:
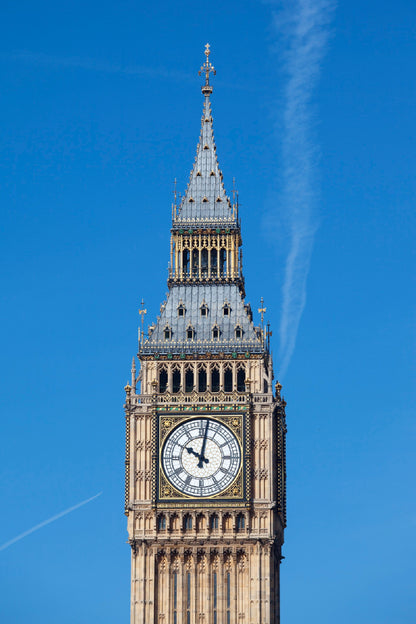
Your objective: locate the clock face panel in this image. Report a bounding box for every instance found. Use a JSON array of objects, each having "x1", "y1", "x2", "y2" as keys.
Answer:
[{"x1": 161, "y1": 418, "x2": 241, "y2": 498}]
